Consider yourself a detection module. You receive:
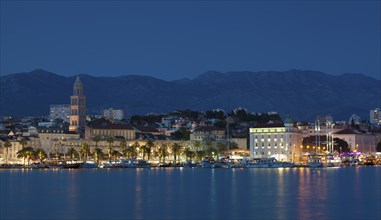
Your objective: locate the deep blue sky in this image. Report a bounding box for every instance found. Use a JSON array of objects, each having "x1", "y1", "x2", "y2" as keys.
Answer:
[{"x1": 1, "y1": 1, "x2": 380, "y2": 80}]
